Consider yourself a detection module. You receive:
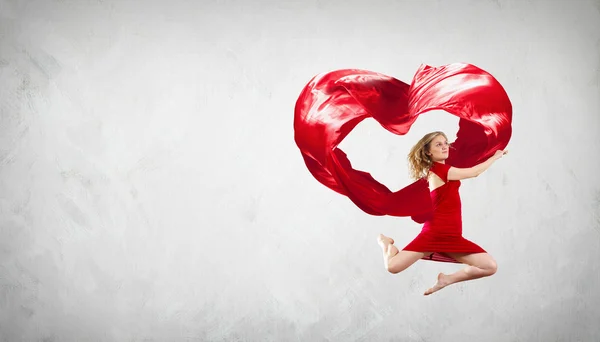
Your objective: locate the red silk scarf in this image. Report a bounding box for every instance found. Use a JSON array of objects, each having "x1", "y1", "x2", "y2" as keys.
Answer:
[{"x1": 293, "y1": 63, "x2": 512, "y2": 223}]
